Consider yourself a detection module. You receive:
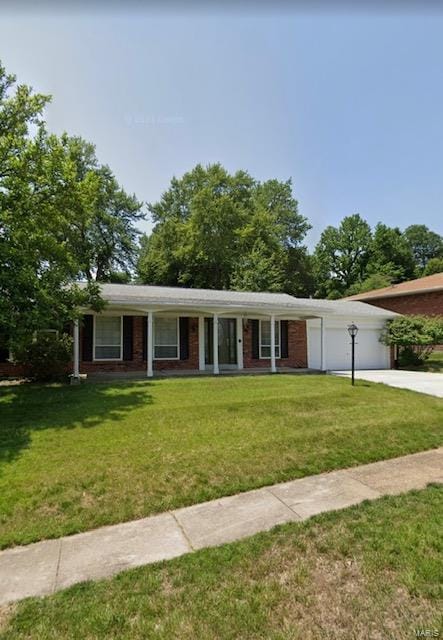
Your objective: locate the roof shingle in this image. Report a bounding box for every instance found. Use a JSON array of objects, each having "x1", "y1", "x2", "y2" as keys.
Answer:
[
  {"x1": 78, "y1": 283, "x2": 397, "y2": 318},
  {"x1": 344, "y1": 273, "x2": 443, "y2": 301}
]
